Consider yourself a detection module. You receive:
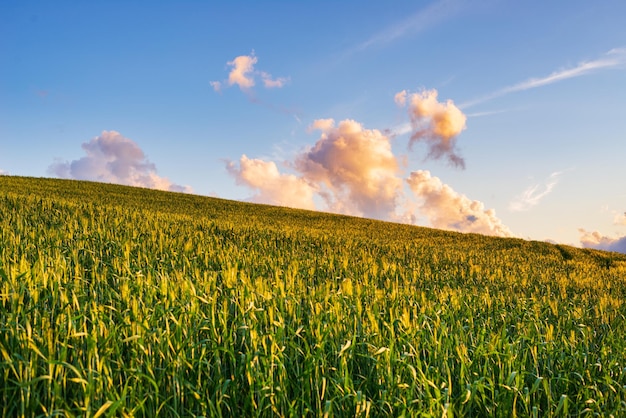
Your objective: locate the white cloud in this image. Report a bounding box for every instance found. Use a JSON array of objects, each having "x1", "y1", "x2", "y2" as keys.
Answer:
[
  {"x1": 397, "y1": 89, "x2": 467, "y2": 168},
  {"x1": 502, "y1": 59, "x2": 617, "y2": 93},
  {"x1": 211, "y1": 52, "x2": 288, "y2": 93},
  {"x1": 509, "y1": 171, "x2": 562, "y2": 212},
  {"x1": 465, "y1": 109, "x2": 511, "y2": 118},
  {"x1": 390, "y1": 122, "x2": 412, "y2": 136},
  {"x1": 461, "y1": 48, "x2": 626, "y2": 108},
  {"x1": 407, "y1": 170, "x2": 512, "y2": 237},
  {"x1": 0, "y1": 169, "x2": 8, "y2": 175},
  {"x1": 579, "y1": 229, "x2": 626, "y2": 254},
  {"x1": 48, "y1": 131, "x2": 192, "y2": 193}
]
